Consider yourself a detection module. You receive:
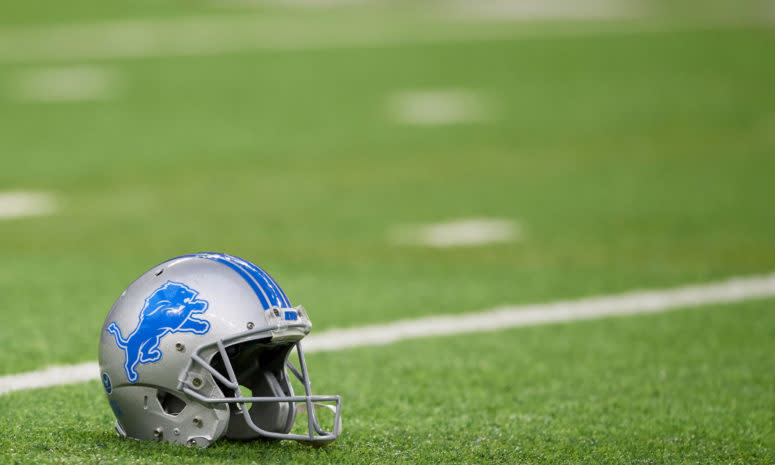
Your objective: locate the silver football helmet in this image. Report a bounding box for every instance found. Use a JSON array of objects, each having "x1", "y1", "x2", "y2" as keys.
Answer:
[{"x1": 98, "y1": 253, "x2": 341, "y2": 447}]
